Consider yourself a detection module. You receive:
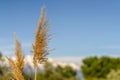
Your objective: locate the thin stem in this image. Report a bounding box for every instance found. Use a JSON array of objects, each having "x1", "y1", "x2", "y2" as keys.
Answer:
[
  {"x1": 34, "y1": 61, "x2": 38, "y2": 80},
  {"x1": 34, "y1": 67, "x2": 37, "y2": 80}
]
